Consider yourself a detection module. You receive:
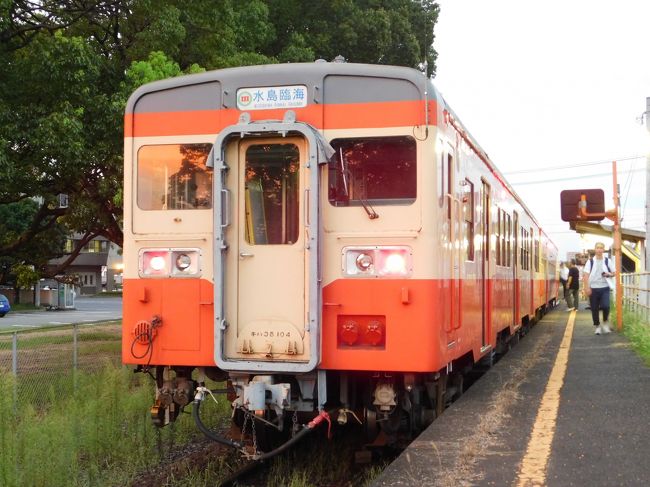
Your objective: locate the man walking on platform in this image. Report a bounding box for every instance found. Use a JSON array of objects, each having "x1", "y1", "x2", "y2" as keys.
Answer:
[
  {"x1": 566, "y1": 259, "x2": 580, "y2": 311},
  {"x1": 583, "y1": 242, "x2": 616, "y2": 335}
]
